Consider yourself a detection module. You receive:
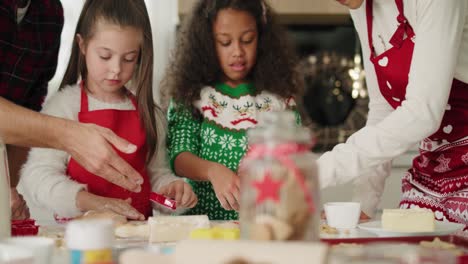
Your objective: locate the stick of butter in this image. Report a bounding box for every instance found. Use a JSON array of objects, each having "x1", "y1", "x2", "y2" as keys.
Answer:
[
  {"x1": 148, "y1": 215, "x2": 210, "y2": 243},
  {"x1": 382, "y1": 209, "x2": 435, "y2": 232}
]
